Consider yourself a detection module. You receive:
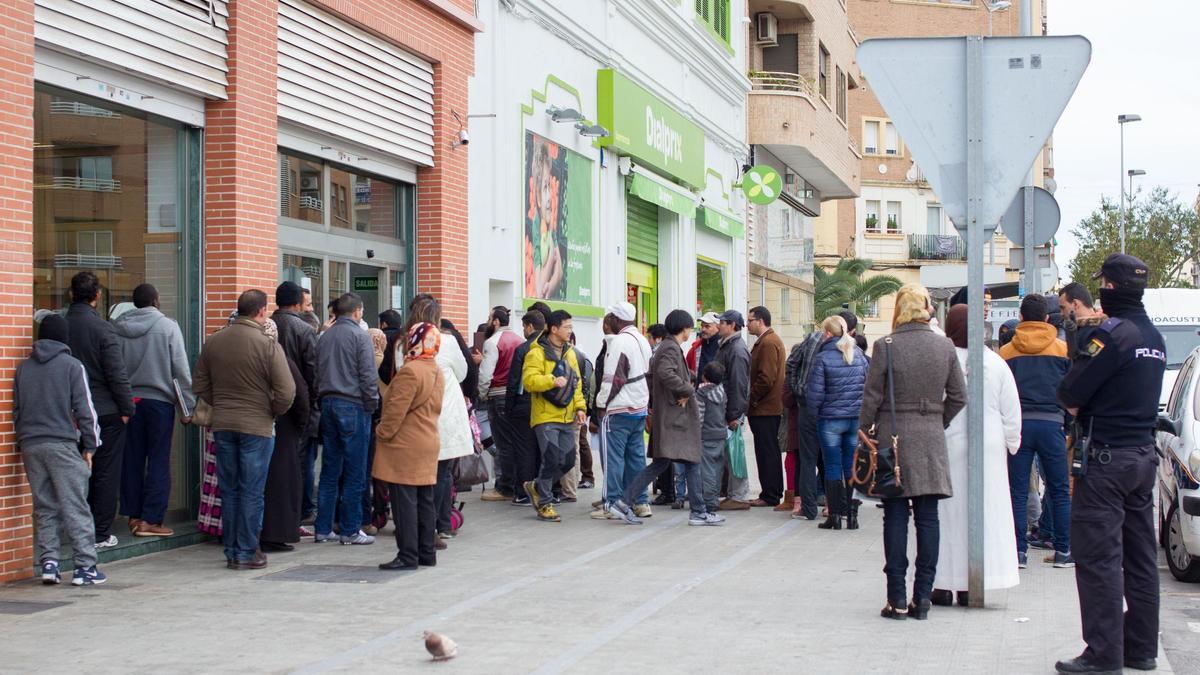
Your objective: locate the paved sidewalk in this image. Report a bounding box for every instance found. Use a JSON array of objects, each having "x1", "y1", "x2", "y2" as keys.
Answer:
[{"x1": 0, "y1": 490, "x2": 1172, "y2": 674}]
